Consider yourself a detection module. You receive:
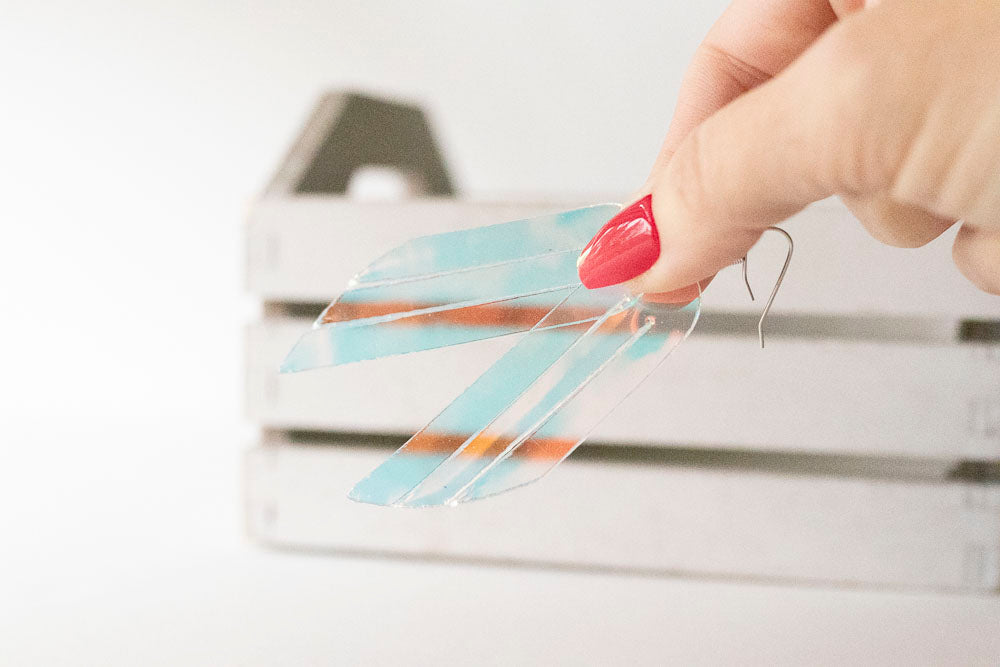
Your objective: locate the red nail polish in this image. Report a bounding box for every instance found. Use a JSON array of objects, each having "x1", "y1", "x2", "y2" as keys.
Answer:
[{"x1": 577, "y1": 194, "x2": 660, "y2": 288}]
